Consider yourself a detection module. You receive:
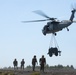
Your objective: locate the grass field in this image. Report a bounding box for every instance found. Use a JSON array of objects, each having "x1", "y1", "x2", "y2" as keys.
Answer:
[{"x1": 0, "y1": 68, "x2": 76, "y2": 75}]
